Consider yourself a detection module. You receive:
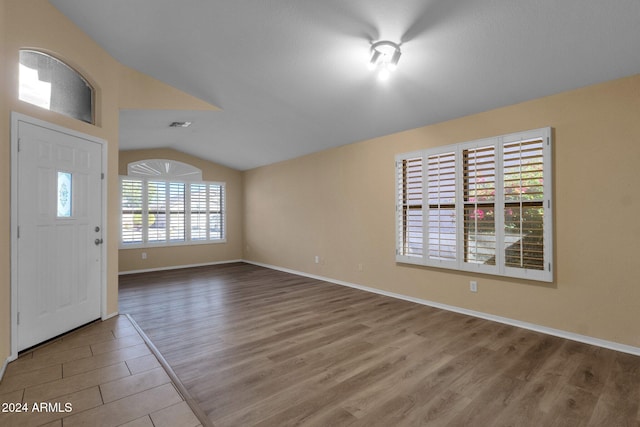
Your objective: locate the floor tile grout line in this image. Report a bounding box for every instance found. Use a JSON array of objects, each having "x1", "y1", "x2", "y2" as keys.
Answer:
[
  {"x1": 98, "y1": 381, "x2": 105, "y2": 406},
  {"x1": 124, "y1": 313, "x2": 215, "y2": 427},
  {"x1": 24, "y1": 319, "x2": 104, "y2": 354},
  {"x1": 59, "y1": 383, "x2": 173, "y2": 425},
  {"x1": 23, "y1": 380, "x2": 114, "y2": 406},
  {"x1": 125, "y1": 359, "x2": 134, "y2": 376},
  {"x1": 8, "y1": 327, "x2": 120, "y2": 379},
  {"x1": 100, "y1": 366, "x2": 172, "y2": 404}
]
